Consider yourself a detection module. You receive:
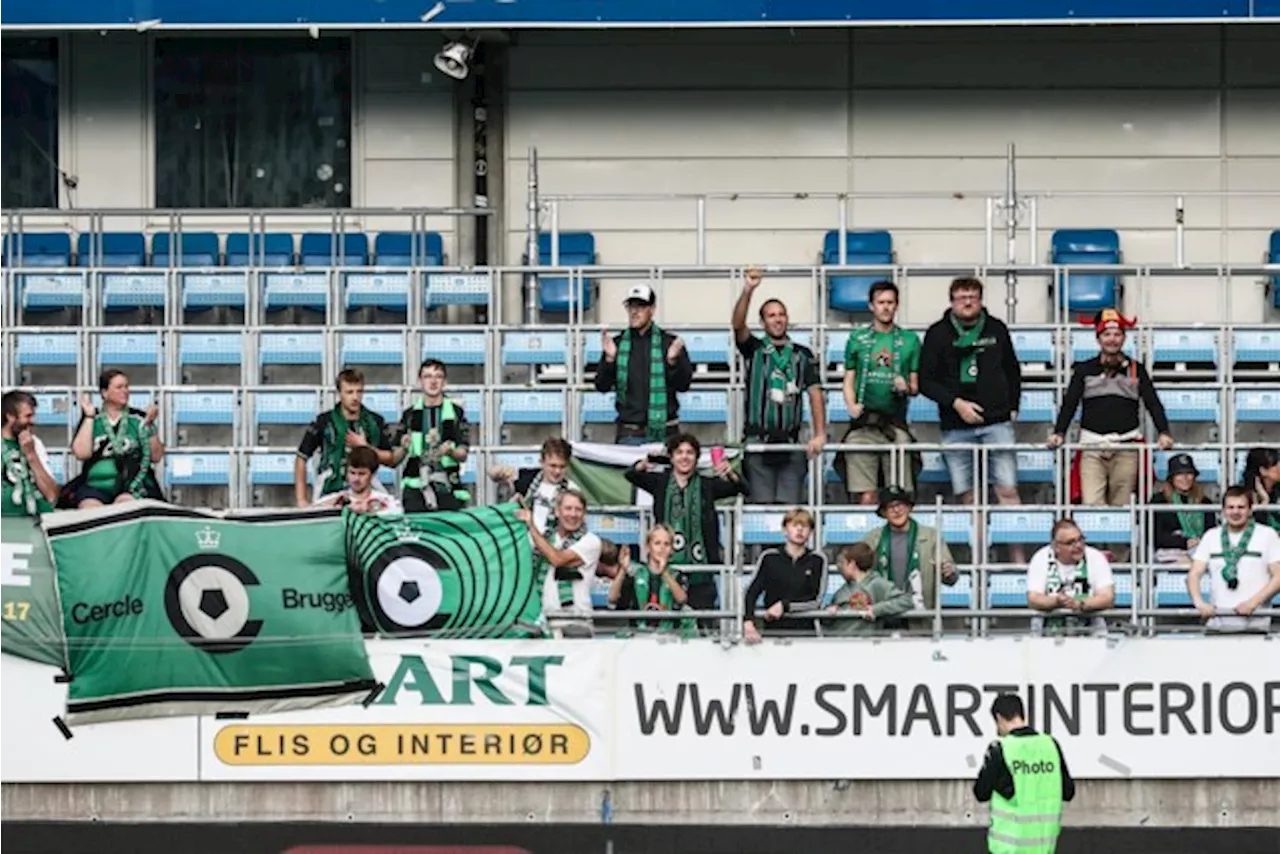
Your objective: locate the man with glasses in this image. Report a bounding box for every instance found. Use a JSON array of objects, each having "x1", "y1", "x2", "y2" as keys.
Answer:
[
  {"x1": 593, "y1": 284, "x2": 694, "y2": 445},
  {"x1": 920, "y1": 276, "x2": 1026, "y2": 562},
  {"x1": 1026, "y1": 518, "x2": 1115, "y2": 636}
]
